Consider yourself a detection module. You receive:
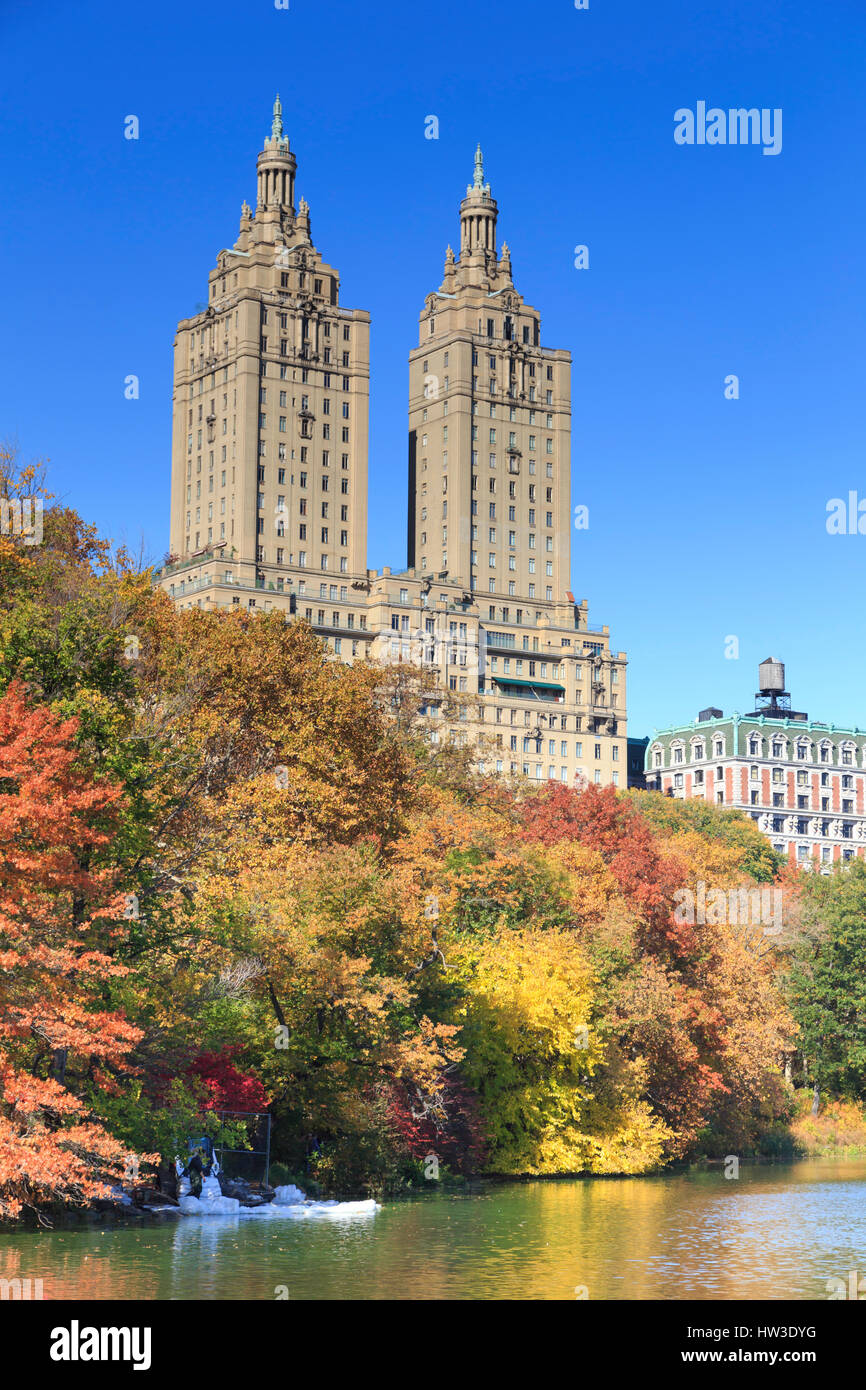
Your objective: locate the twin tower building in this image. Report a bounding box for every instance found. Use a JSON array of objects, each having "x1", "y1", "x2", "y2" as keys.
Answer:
[{"x1": 158, "y1": 99, "x2": 628, "y2": 787}]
